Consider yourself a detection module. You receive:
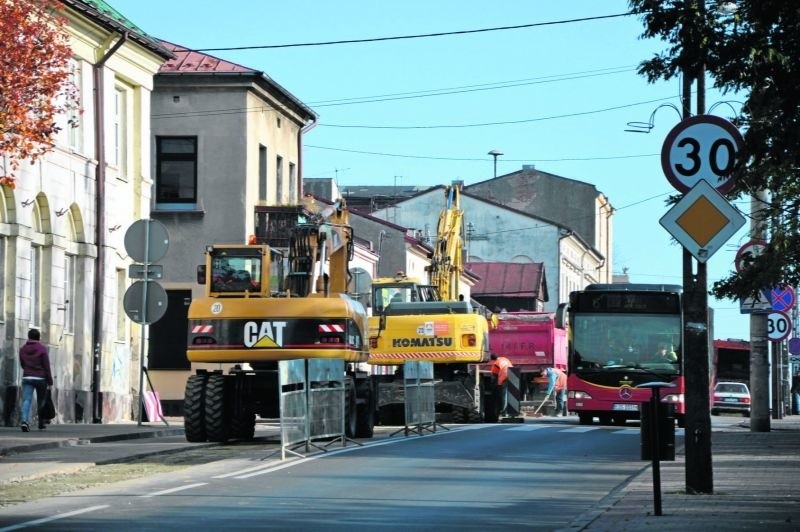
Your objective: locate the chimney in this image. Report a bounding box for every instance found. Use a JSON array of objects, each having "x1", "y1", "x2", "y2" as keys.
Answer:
[{"x1": 522, "y1": 164, "x2": 536, "y2": 171}]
